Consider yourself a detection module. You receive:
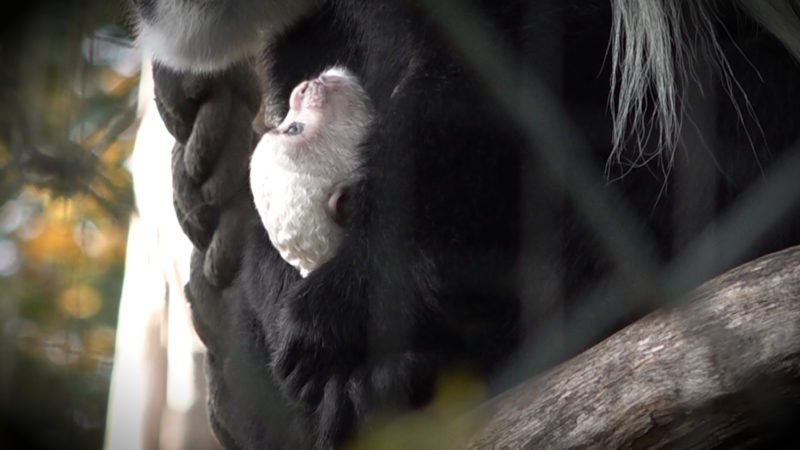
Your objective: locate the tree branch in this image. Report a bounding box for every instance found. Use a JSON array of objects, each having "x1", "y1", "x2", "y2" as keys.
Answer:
[{"x1": 470, "y1": 246, "x2": 800, "y2": 448}]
